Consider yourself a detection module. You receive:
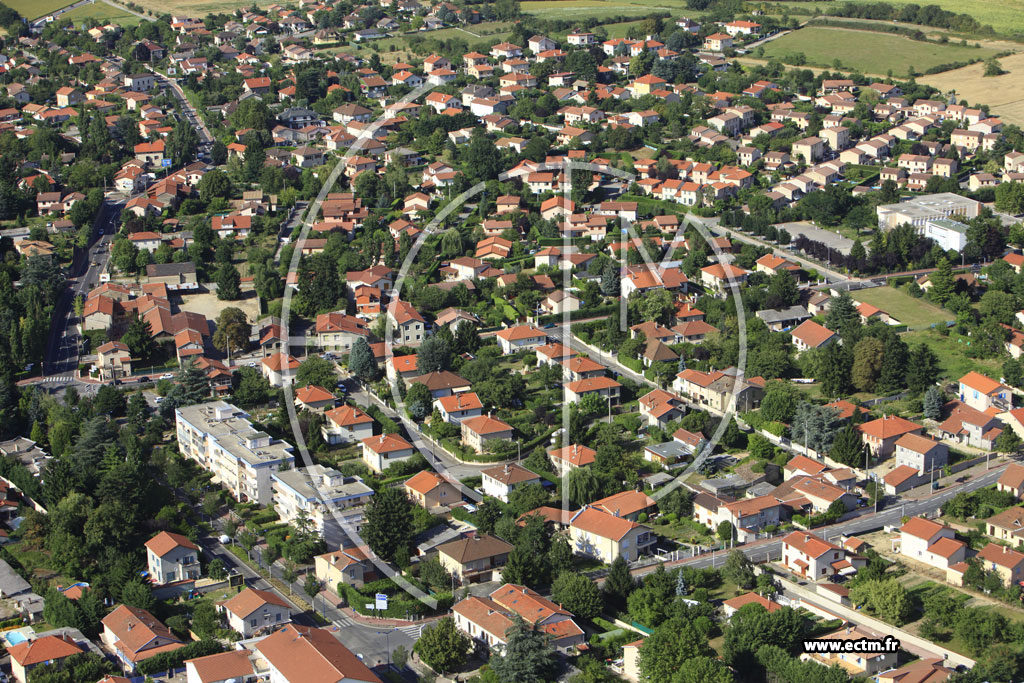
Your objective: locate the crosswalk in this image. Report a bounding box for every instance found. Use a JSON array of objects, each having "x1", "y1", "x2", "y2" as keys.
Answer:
[
  {"x1": 38, "y1": 375, "x2": 74, "y2": 383},
  {"x1": 397, "y1": 624, "x2": 422, "y2": 638}
]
